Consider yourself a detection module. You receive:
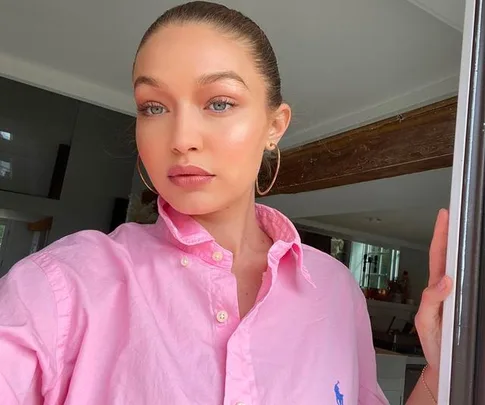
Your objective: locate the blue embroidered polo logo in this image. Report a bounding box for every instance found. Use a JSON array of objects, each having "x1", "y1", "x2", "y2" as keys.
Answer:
[{"x1": 334, "y1": 381, "x2": 344, "y2": 405}]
